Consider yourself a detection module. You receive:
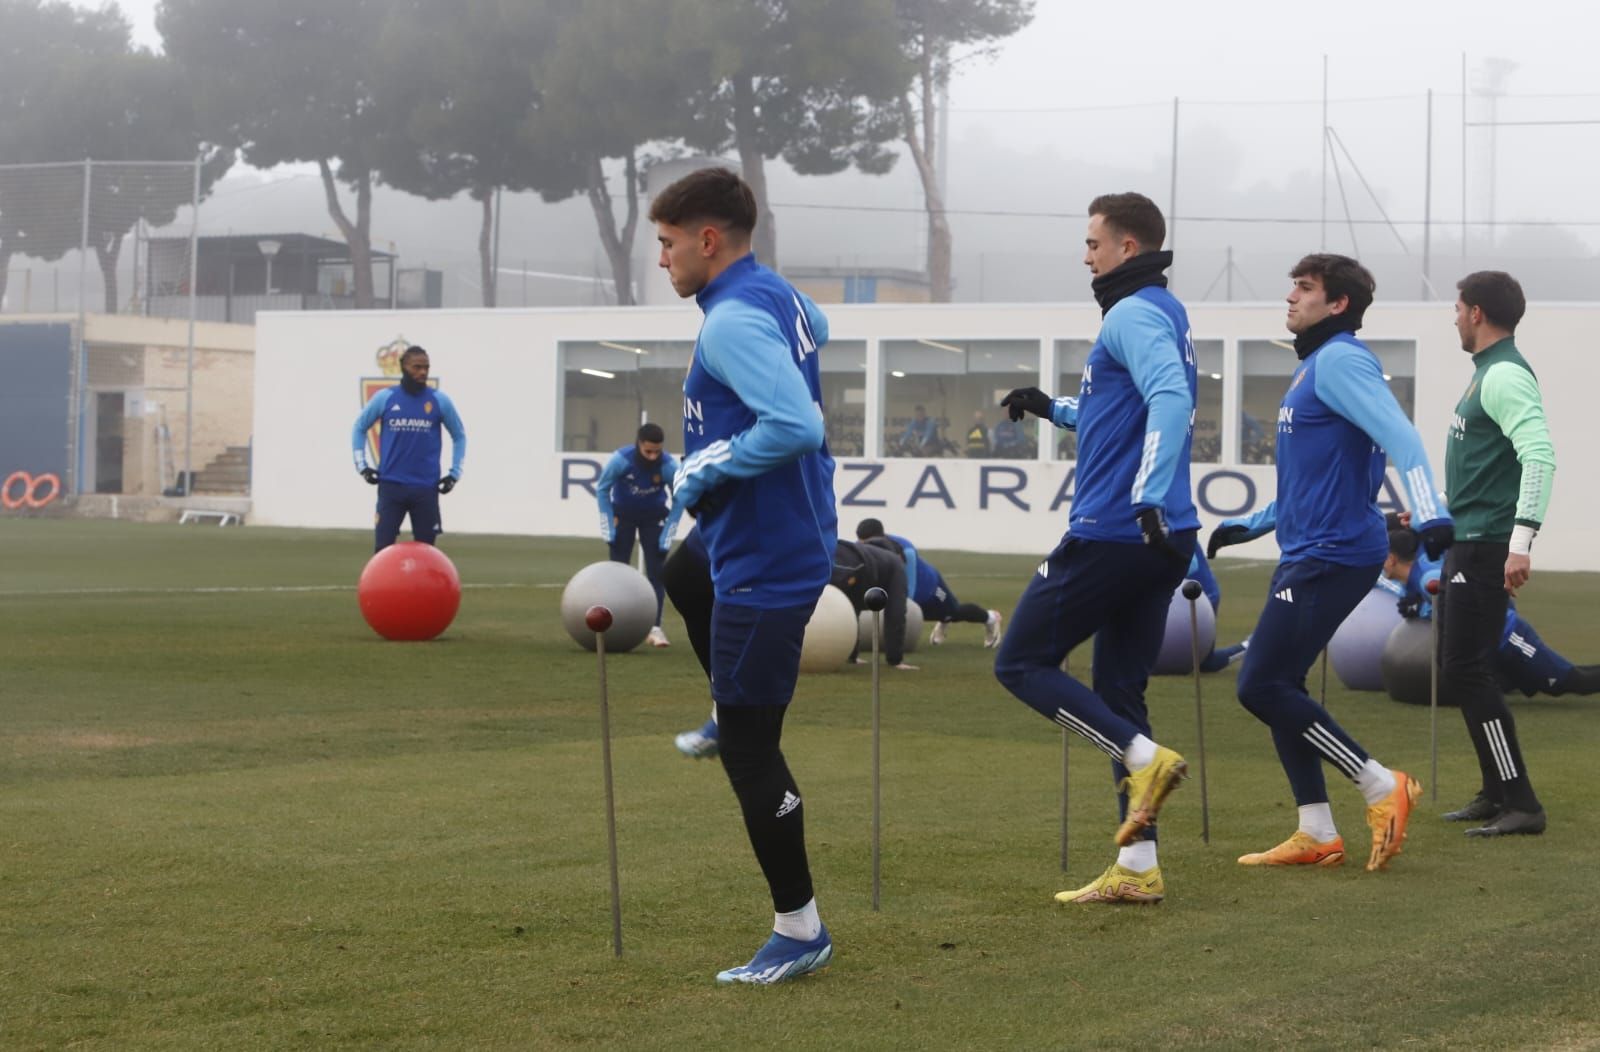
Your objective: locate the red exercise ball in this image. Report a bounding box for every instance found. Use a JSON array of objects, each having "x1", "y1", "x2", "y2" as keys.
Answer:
[{"x1": 358, "y1": 542, "x2": 462, "y2": 641}]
